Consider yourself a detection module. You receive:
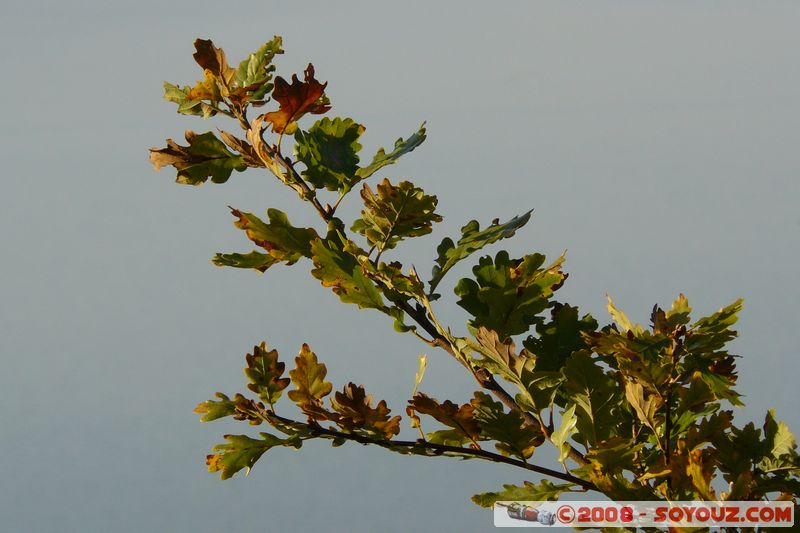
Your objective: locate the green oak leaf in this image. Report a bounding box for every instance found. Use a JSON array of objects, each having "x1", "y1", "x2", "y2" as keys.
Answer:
[
  {"x1": 523, "y1": 303, "x2": 598, "y2": 372},
  {"x1": 455, "y1": 251, "x2": 565, "y2": 338},
  {"x1": 672, "y1": 372, "x2": 720, "y2": 436},
  {"x1": 206, "y1": 432, "x2": 300, "y2": 480},
  {"x1": 149, "y1": 130, "x2": 247, "y2": 185},
  {"x1": 651, "y1": 293, "x2": 693, "y2": 334},
  {"x1": 222, "y1": 208, "x2": 318, "y2": 266},
  {"x1": 585, "y1": 436, "x2": 642, "y2": 474},
  {"x1": 355, "y1": 123, "x2": 426, "y2": 181},
  {"x1": 369, "y1": 261, "x2": 426, "y2": 301},
  {"x1": 686, "y1": 298, "x2": 744, "y2": 353},
  {"x1": 428, "y1": 211, "x2": 532, "y2": 297},
  {"x1": 194, "y1": 392, "x2": 237, "y2": 422},
  {"x1": 471, "y1": 392, "x2": 543, "y2": 460},
  {"x1": 310, "y1": 237, "x2": 385, "y2": 310},
  {"x1": 760, "y1": 409, "x2": 799, "y2": 474},
  {"x1": 294, "y1": 117, "x2": 365, "y2": 192},
  {"x1": 551, "y1": 403, "x2": 578, "y2": 464},
  {"x1": 244, "y1": 342, "x2": 290, "y2": 407},
  {"x1": 471, "y1": 479, "x2": 574, "y2": 508},
  {"x1": 212, "y1": 251, "x2": 279, "y2": 272},
  {"x1": 562, "y1": 351, "x2": 623, "y2": 445},
  {"x1": 425, "y1": 429, "x2": 471, "y2": 447},
  {"x1": 607, "y1": 295, "x2": 643, "y2": 334},
  {"x1": 233, "y1": 36, "x2": 284, "y2": 102},
  {"x1": 163, "y1": 82, "x2": 212, "y2": 117},
  {"x1": 473, "y1": 328, "x2": 536, "y2": 389},
  {"x1": 351, "y1": 179, "x2": 442, "y2": 252}
]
